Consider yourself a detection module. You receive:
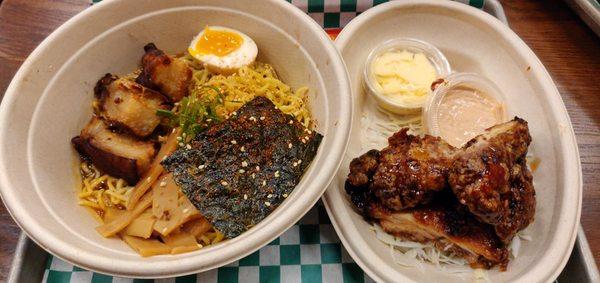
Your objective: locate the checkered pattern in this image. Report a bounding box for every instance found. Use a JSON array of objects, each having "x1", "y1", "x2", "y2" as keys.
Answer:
[
  {"x1": 42, "y1": 0, "x2": 488, "y2": 282},
  {"x1": 289, "y1": 0, "x2": 485, "y2": 28},
  {"x1": 42, "y1": 204, "x2": 374, "y2": 283}
]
